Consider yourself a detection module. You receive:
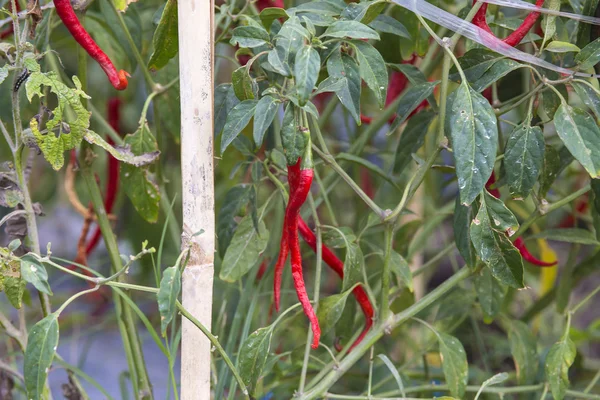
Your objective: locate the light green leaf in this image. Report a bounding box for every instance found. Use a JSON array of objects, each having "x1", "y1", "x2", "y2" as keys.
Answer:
[
  {"x1": 545, "y1": 336, "x2": 576, "y2": 400},
  {"x1": 220, "y1": 214, "x2": 269, "y2": 282},
  {"x1": 24, "y1": 314, "x2": 59, "y2": 400},
  {"x1": 323, "y1": 20, "x2": 380, "y2": 40},
  {"x1": 545, "y1": 41, "x2": 580, "y2": 53},
  {"x1": 232, "y1": 66, "x2": 255, "y2": 101},
  {"x1": 340, "y1": 0, "x2": 387, "y2": 24},
  {"x1": 221, "y1": 100, "x2": 258, "y2": 155},
  {"x1": 474, "y1": 266, "x2": 507, "y2": 319},
  {"x1": 327, "y1": 49, "x2": 361, "y2": 124},
  {"x1": 157, "y1": 266, "x2": 181, "y2": 336},
  {"x1": 314, "y1": 76, "x2": 346, "y2": 96},
  {"x1": 377, "y1": 354, "x2": 406, "y2": 397},
  {"x1": 528, "y1": 228, "x2": 600, "y2": 245},
  {"x1": 317, "y1": 287, "x2": 354, "y2": 334},
  {"x1": 267, "y1": 49, "x2": 292, "y2": 76},
  {"x1": 272, "y1": 17, "x2": 308, "y2": 73},
  {"x1": 84, "y1": 131, "x2": 160, "y2": 166},
  {"x1": 0, "y1": 65, "x2": 8, "y2": 86},
  {"x1": 390, "y1": 251, "x2": 413, "y2": 292},
  {"x1": 120, "y1": 124, "x2": 161, "y2": 223},
  {"x1": 238, "y1": 326, "x2": 273, "y2": 396},
  {"x1": 294, "y1": 45, "x2": 320, "y2": 105},
  {"x1": 554, "y1": 104, "x2": 600, "y2": 178},
  {"x1": 147, "y1": 0, "x2": 178, "y2": 71},
  {"x1": 260, "y1": 7, "x2": 289, "y2": 31},
  {"x1": 474, "y1": 373, "x2": 509, "y2": 400},
  {"x1": 509, "y1": 320, "x2": 539, "y2": 385},
  {"x1": 253, "y1": 96, "x2": 281, "y2": 146},
  {"x1": 438, "y1": 332, "x2": 469, "y2": 399},
  {"x1": 350, "y1": 40, "x2": 388, "y2": 108},
  {"x1": 343, "y1": 243, "x2": 363, "y2": 291},
  {"x1": 572, "y1": 81, "x2": 600, "y2": 120},
  {"x1": 368, "y1": 15, "x2": 410, "y2": 39},
  {"x1": 20, "y1": 254, "x2": 52, "y2": 296},
  {"x1": 483, "y1": 190, "x2": 519, "y2": 234},
  {"x1": 280, "y1": 103, "x2": 307, "y2": 165},
  {"x1": 504, "y1": 122, "x2": 545, "y2": 199},
  {"x1": 230, "y1": 25, "x2": 271, "y2": 48},
  {"x1": 447, "y1": 83, "x2": 498, "y2": 206}
]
